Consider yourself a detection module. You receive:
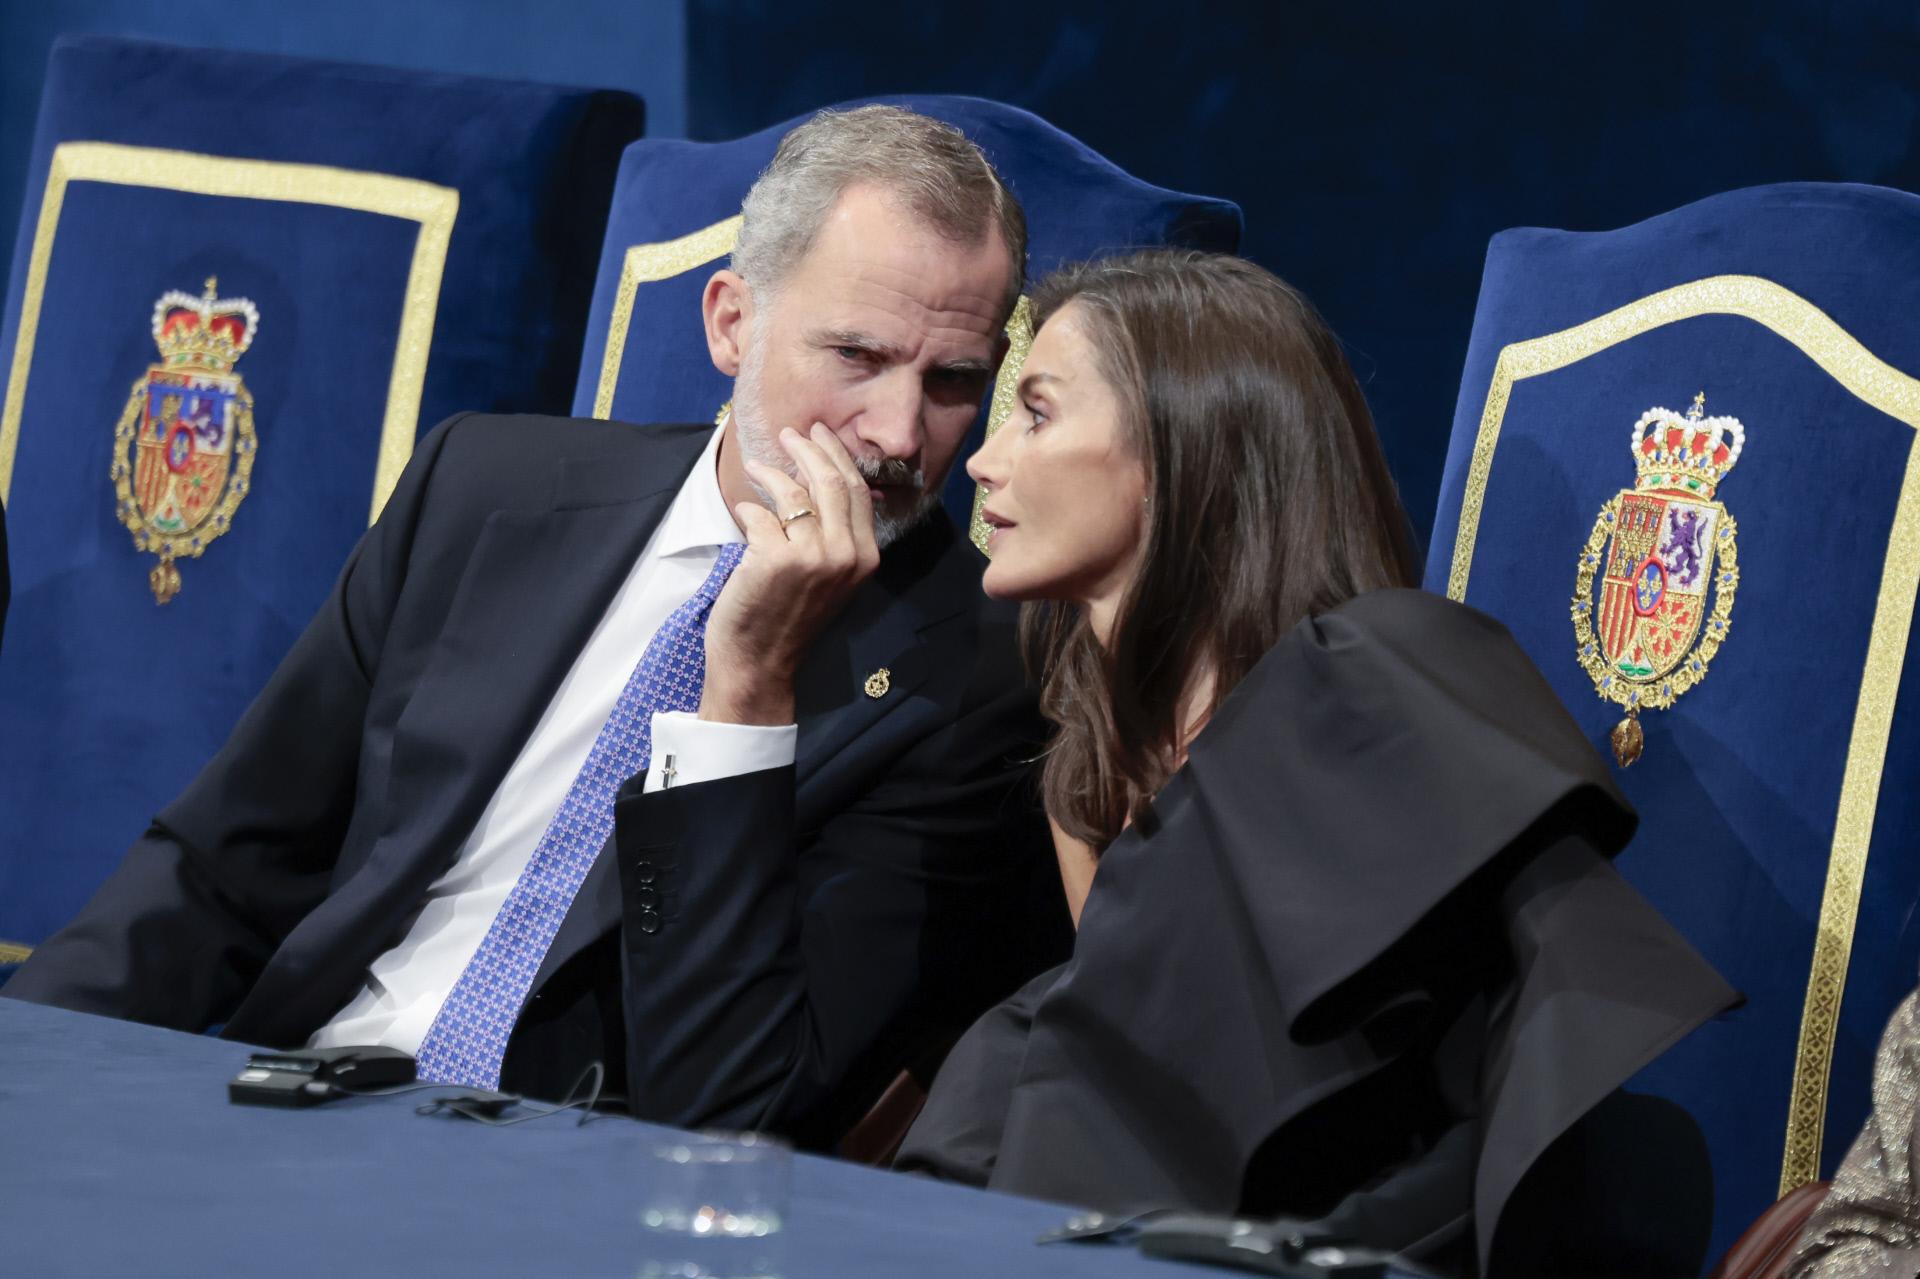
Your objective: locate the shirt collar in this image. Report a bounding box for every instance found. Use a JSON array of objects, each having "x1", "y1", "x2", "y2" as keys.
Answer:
[{"x1": 650, "y1": 422, "x2": 742, "y2": 559}]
